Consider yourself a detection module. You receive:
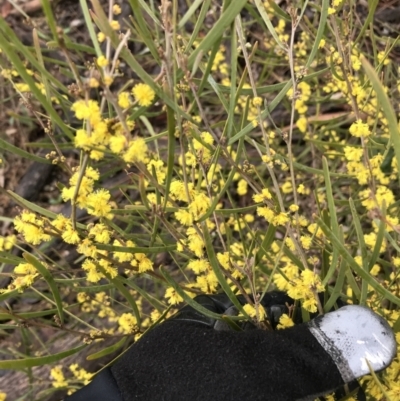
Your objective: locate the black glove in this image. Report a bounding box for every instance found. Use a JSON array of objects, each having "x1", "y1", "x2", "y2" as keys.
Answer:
[{"x1": 65, "y1": 291, "x2": 396, "y2": 401}]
